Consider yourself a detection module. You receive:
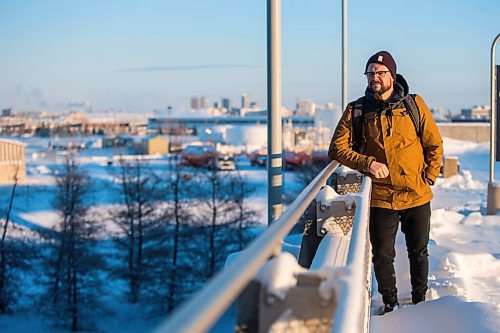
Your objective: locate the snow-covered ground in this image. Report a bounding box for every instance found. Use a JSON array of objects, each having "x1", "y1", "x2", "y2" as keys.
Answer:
[
  {"x1": 0, "y1": 136, "x2": 499, "y2": 332},
  {"x1": 370, "y1": 137, "x2": 500, "y2": 333}
]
